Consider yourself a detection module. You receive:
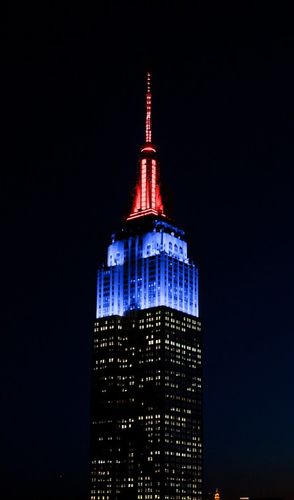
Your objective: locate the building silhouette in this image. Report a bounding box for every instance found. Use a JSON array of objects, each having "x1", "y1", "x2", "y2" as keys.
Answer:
[{"x1": 90, "y1": 74, "x2": 203, "y2": 500}]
